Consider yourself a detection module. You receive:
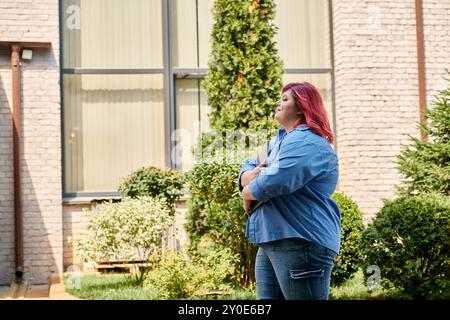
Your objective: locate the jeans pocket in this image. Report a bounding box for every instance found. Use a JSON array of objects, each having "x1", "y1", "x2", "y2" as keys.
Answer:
[{"x1": 289, "y1": 267, "x2": 326, "y2": 300}]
